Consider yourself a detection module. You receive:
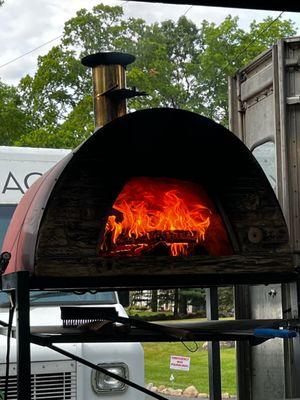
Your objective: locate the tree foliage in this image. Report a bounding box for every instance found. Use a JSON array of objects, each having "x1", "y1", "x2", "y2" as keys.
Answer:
[
  {"x1": 0, "y1": 81, "x2": 29, "y2": 145},
  {"x1": 0, "y1": 4, "x2": 296, "y2": 147},
  {"x1": 129, "y1": 287, "x2": 234, "y2": 317}
]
